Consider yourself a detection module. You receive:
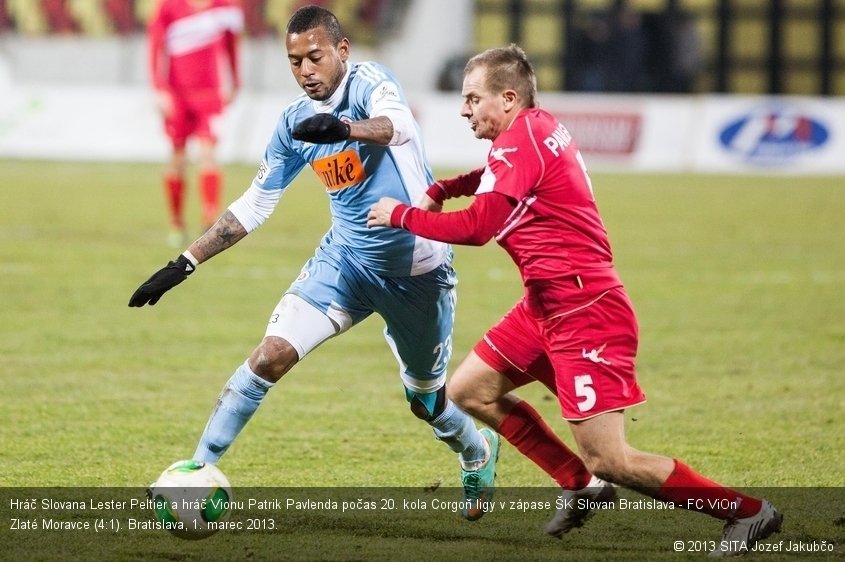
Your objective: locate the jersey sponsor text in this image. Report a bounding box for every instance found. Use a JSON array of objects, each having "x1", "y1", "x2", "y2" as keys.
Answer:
[{"x1": 312, "y1": 149, "x2": 367, "y2": 191}]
